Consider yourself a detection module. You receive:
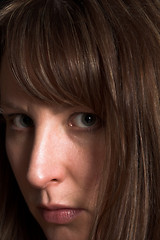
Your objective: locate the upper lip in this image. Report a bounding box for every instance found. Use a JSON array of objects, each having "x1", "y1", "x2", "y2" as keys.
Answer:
[{"x1": 38, "y1": 204, "x2": 79, "y2": 211}]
